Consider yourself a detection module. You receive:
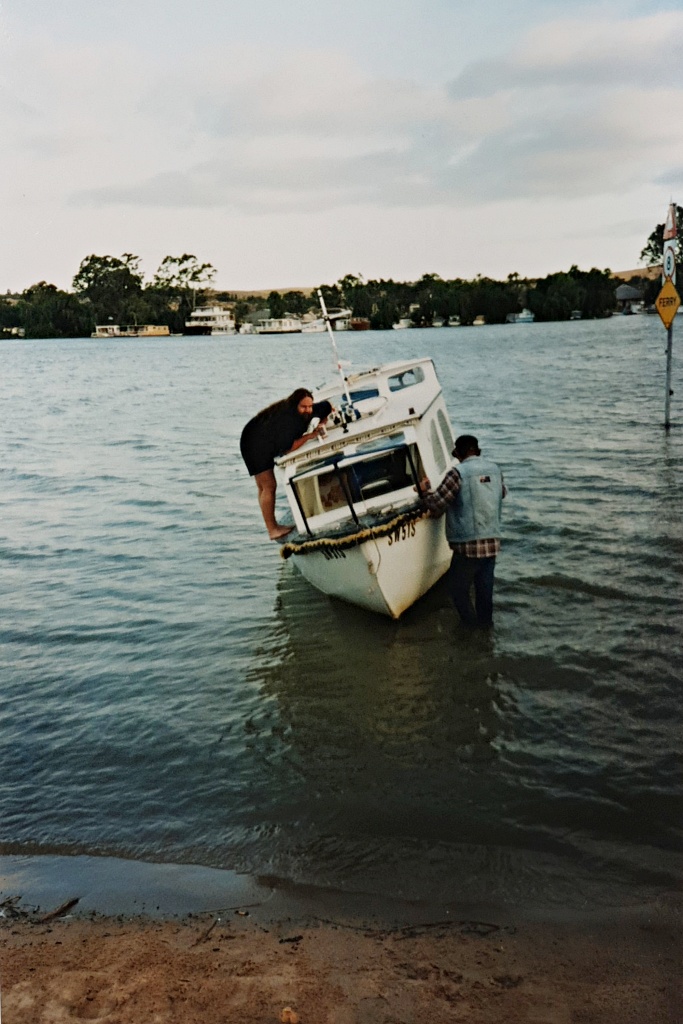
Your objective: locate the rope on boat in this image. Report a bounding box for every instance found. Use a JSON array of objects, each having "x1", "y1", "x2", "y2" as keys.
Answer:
[{"x1": 280, "y1": 507, "x2": 429, "y2": 559}]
